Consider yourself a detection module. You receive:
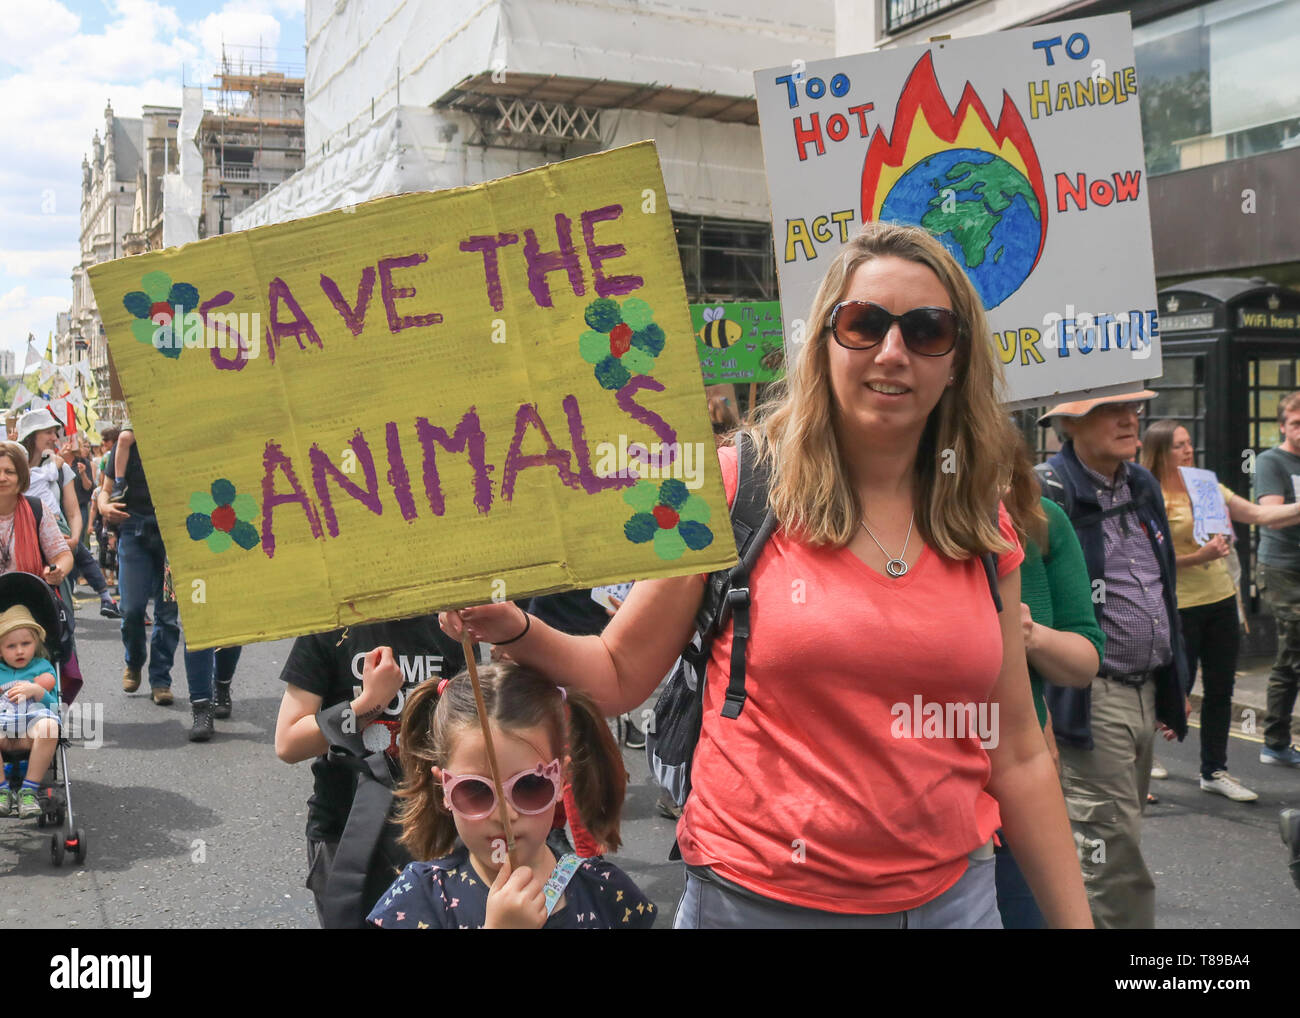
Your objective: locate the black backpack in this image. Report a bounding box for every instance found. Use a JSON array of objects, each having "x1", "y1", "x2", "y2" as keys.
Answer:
[{"x1": 646, "y1": 434, "x2": 1005, "y2": 846}]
